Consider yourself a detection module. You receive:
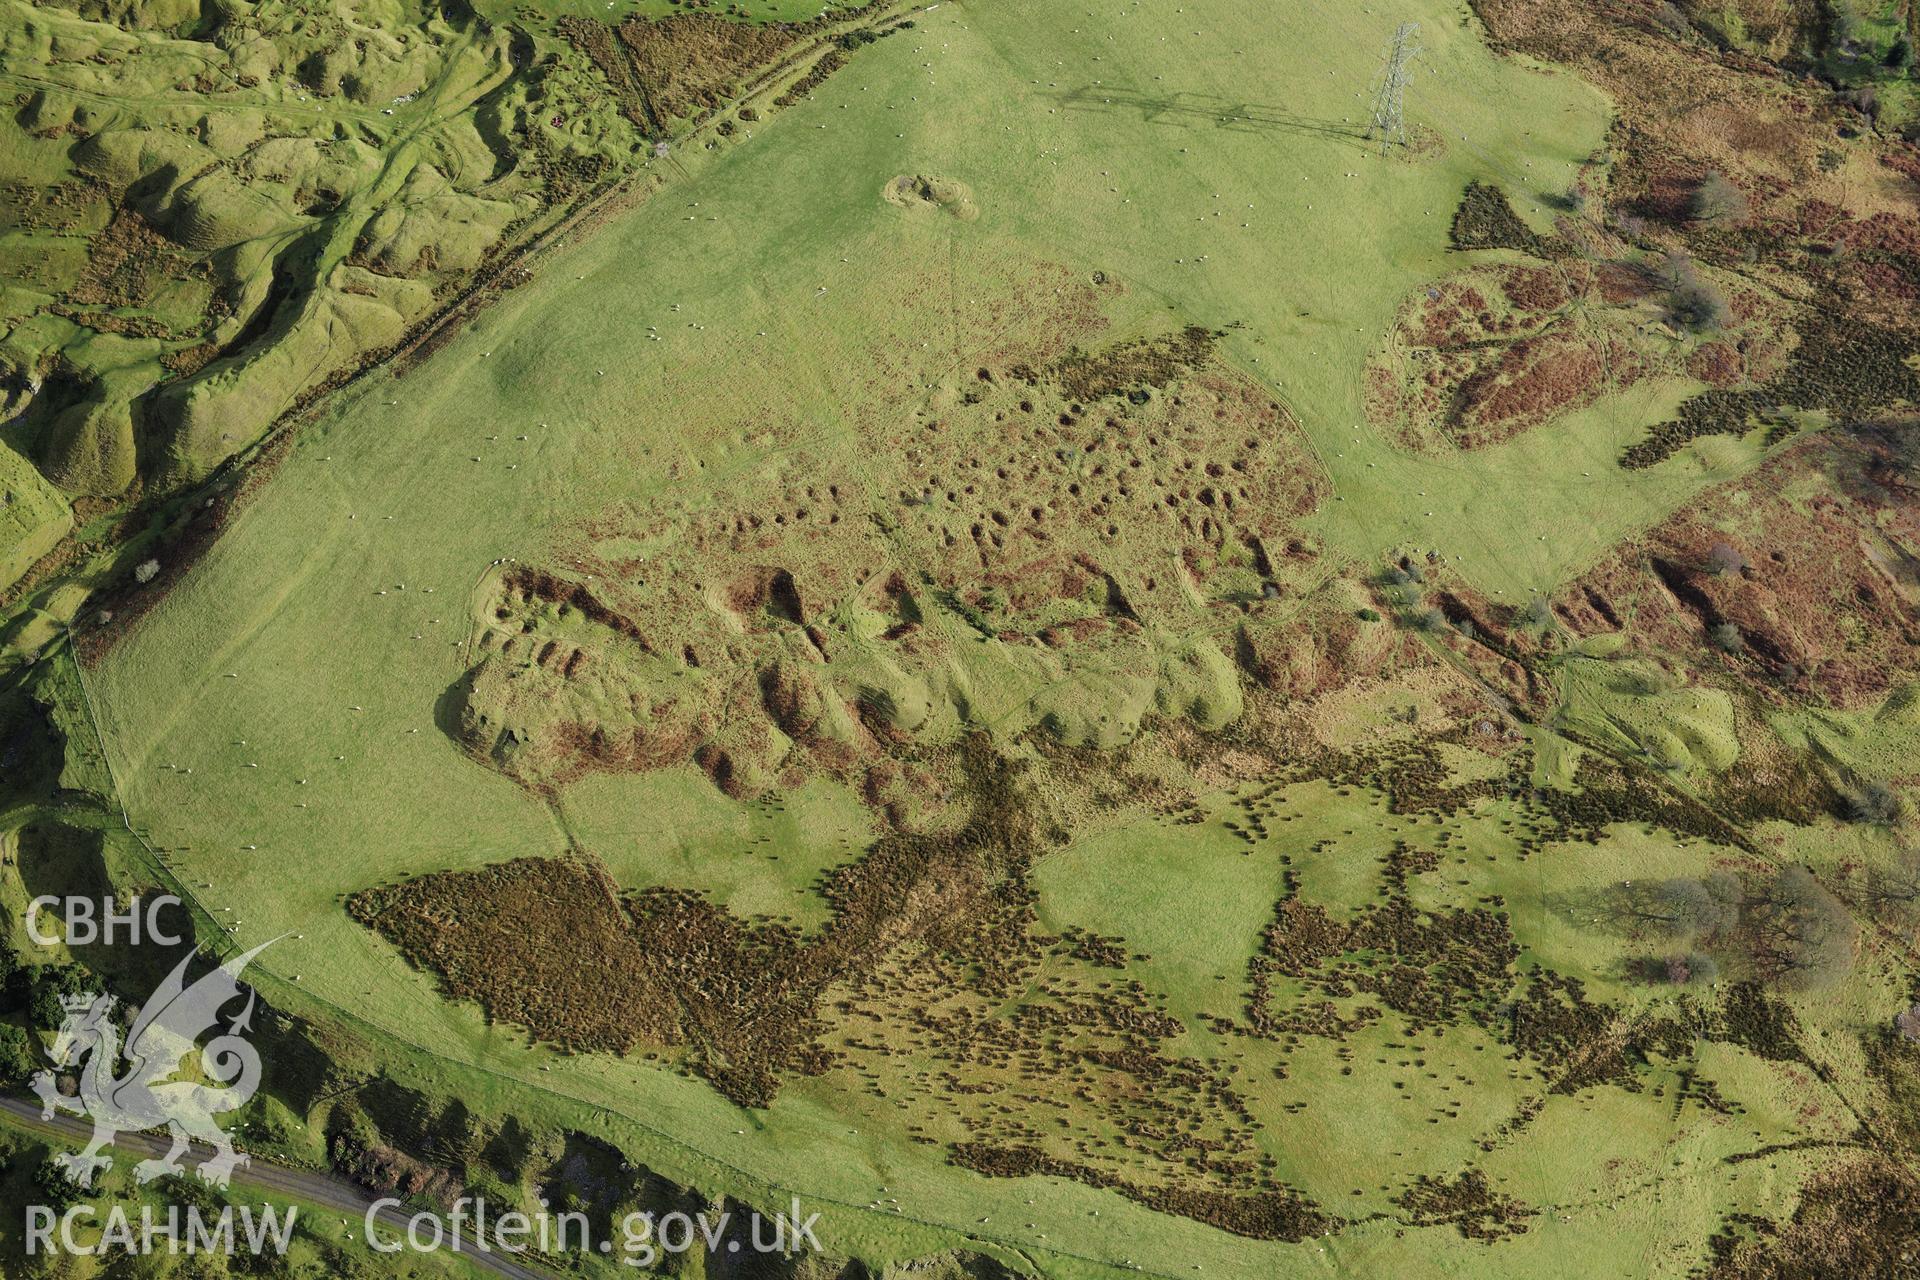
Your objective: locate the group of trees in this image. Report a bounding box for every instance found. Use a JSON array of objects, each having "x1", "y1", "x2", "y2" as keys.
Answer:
[
  {"x1": 1605, "y1": 872, "x2": 1739, "y2": 987},
  {"x1": 0, "y1": 936, "x2": 101, "y2": 1088},
  {"x1": 1656, "y1": 0, "x2": 1917, "y2": 83},
  {"x1": 1605, "y1": 865, "x2": 1859, "y2": 990},
  {"x1": 1697, "y1": 543, "x2": 1749, "y2": 657},
  {"x1": 1380, "y1": 563, "x2": 1439, "y2": 633},
  {"x1": 0, "y1": 1021, "x2": 31, "y2": 1088},
  {"x1": 1574, "y1": 163, "x2": 1741, "y2": 329},
  {"x1": 0, "y1": 942, "x2": 36, "y2": 1087}
]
